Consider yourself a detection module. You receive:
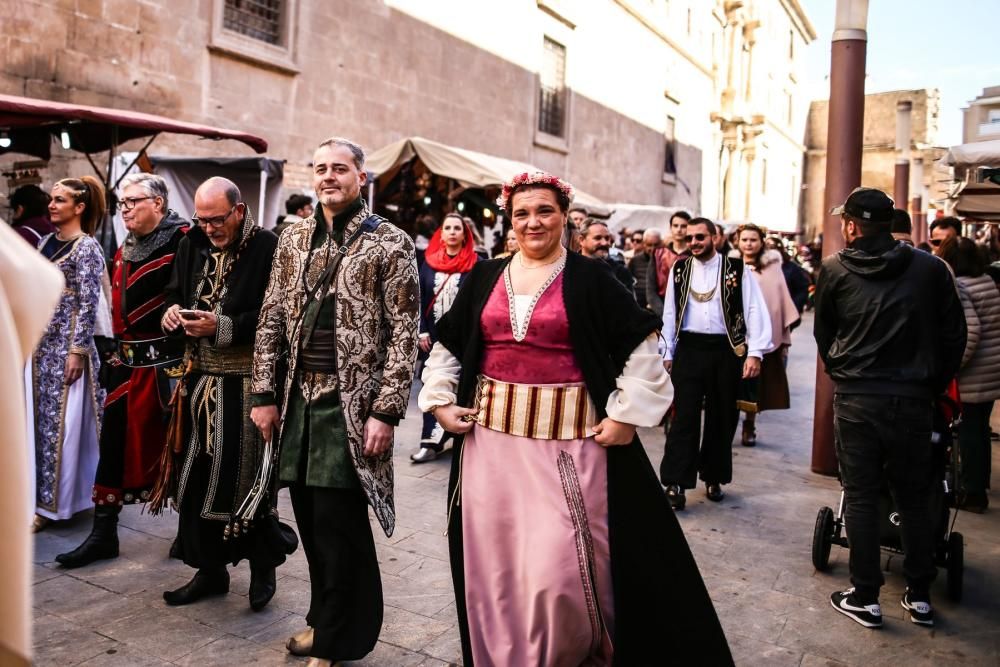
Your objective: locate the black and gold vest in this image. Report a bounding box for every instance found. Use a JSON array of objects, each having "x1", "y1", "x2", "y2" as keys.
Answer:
[{"x1": 671, "y1": 254, "x2": 748, "y2": 356}]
